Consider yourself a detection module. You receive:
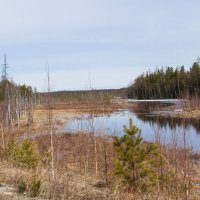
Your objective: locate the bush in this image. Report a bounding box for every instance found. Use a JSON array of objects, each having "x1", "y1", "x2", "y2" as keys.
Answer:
[
  {"x1": 18, "y1": 180, "x2": 26, "y2": 194},
  {"x1": 7, "y1": 139, "x2": 40, "y2": 169},
  {"x1": 113, "y1": 119, "x2": 160, "y2": 191},
  {"x1": 6, "y1": 139, "x2": 20, "y2": 164},
  {"x1": 41, "y1": 149, "x2": 51, "y2": 167},
  {"x1": 18, "y1": 140, "x2": 40, "y2": 168},
  {"x1": 29, "y1": 177, "x2": 41, "y2": 197}
]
